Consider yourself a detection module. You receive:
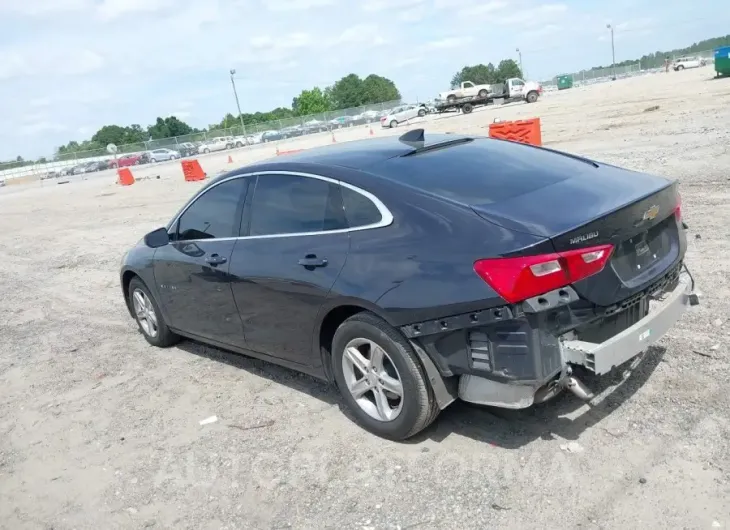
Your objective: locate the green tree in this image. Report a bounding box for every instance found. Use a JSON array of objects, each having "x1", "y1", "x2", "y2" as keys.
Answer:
[
  {"x1": 495, "y1": 59, "x2": 523, "y2": 82},
  {"x1": 327, "y1": 74, "x2": 365, "y2": 109},
  {"x1": 451, "y1": 63, "x2": 497, "y2": 87},
  {"x1": 147, "y1": 116, "x2": 196, "y2": 139},
  {"x1": 293, "y1": 87, "x2": 331, "y2": 116},
  {"x1": 361, "y1": 74, "x2": 400, "y2": 104}
]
